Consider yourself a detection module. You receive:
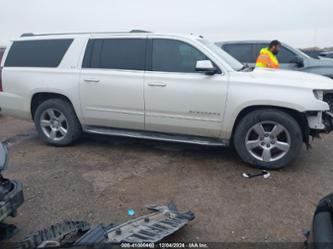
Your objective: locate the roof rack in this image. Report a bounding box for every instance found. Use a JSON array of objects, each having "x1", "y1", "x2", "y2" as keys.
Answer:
[{"x1": 20, "y1": 30, "x2": 151, "y2": 37}]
